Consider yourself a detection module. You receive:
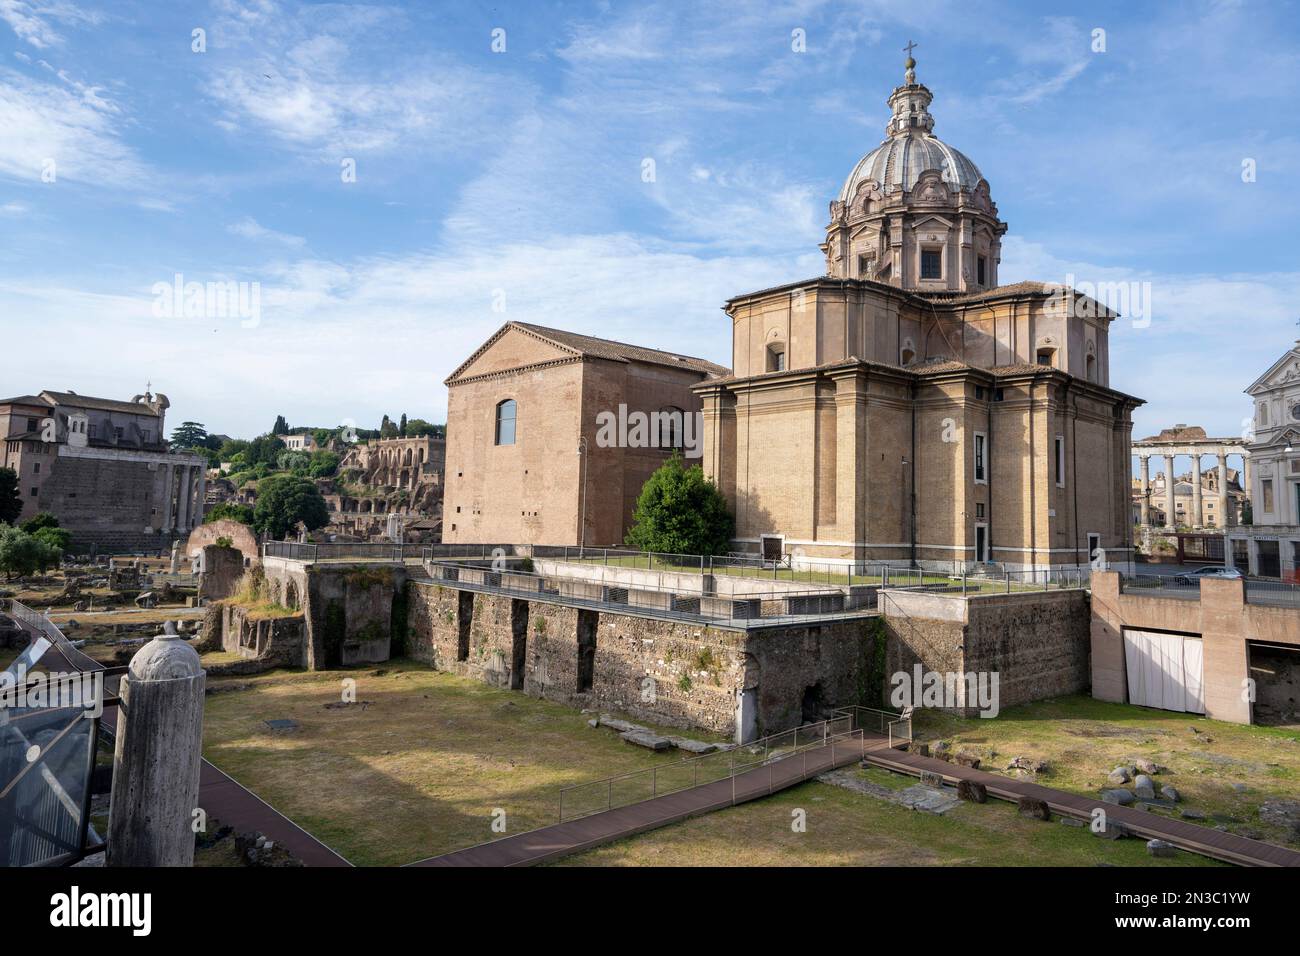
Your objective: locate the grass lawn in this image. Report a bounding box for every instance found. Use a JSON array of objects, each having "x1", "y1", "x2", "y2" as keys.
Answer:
[
  {"x1": 557, "y1": 765, "x2": 1223, "y2": 867},
  {"x1": 201, "y1": 660, "x2": 727, "y2": 866},
  {"x1": 913, "y1": 695, "x2": 1300, "y2": 845}
]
